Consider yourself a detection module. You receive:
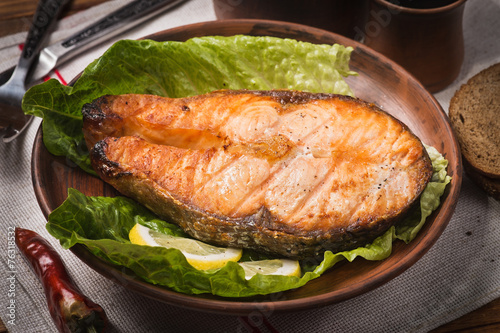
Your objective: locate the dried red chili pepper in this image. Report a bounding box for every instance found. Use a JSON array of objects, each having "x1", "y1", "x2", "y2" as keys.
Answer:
[{"x1": 15, "y1": 227, "x2": 107, "y2": 333}]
